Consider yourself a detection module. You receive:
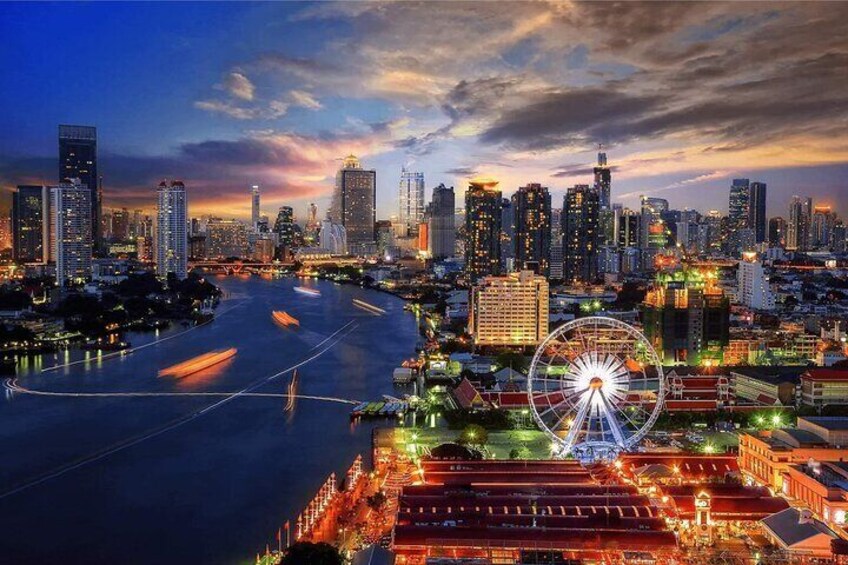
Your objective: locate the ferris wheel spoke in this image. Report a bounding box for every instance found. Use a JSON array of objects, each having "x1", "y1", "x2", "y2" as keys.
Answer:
[
  {"x1": 536, "y1": 387, "x2": 588, "y2": 419},
  {"x1": 597, "y1": 390, "x2": 626, "y2": 447},
  {"x1": 562, "y1": 389, "x2": 594, "y2": 450}
]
